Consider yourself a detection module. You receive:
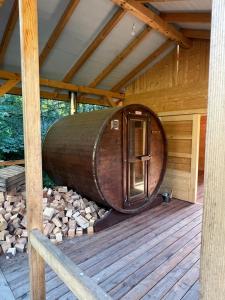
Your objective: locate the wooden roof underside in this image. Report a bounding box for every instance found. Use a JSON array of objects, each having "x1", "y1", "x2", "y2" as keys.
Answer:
[{"x1": 0, "y1": 0, "x2": 211, "y2": 106}]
